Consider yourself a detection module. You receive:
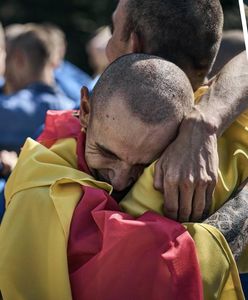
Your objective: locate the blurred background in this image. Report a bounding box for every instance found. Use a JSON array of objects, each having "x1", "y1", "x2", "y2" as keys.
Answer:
[
  {"x1": 0, "y1": 0, "x2": 244, "y2": 75},
  {"x1": 0, "y1": 0, "x2": 247, "y2": 223}
]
